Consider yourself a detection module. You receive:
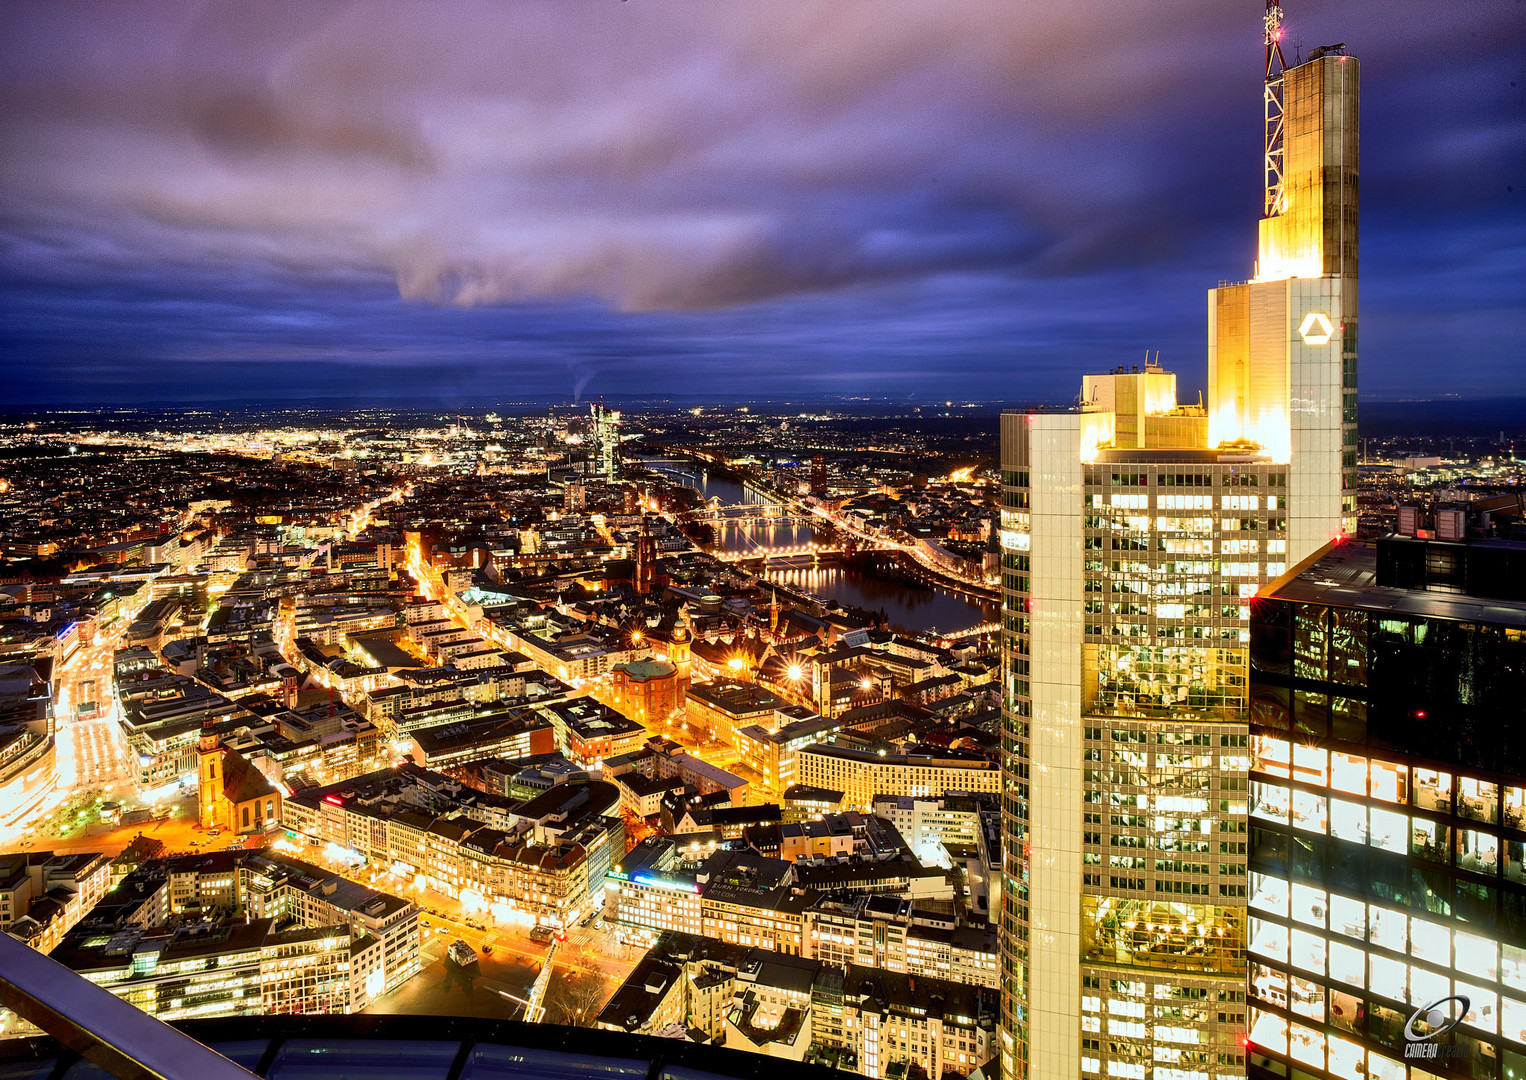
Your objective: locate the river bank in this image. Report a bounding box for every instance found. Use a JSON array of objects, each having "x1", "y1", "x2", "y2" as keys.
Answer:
[{"x1": 638, "y1": 457, "x2": 996, "y2": 635}]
